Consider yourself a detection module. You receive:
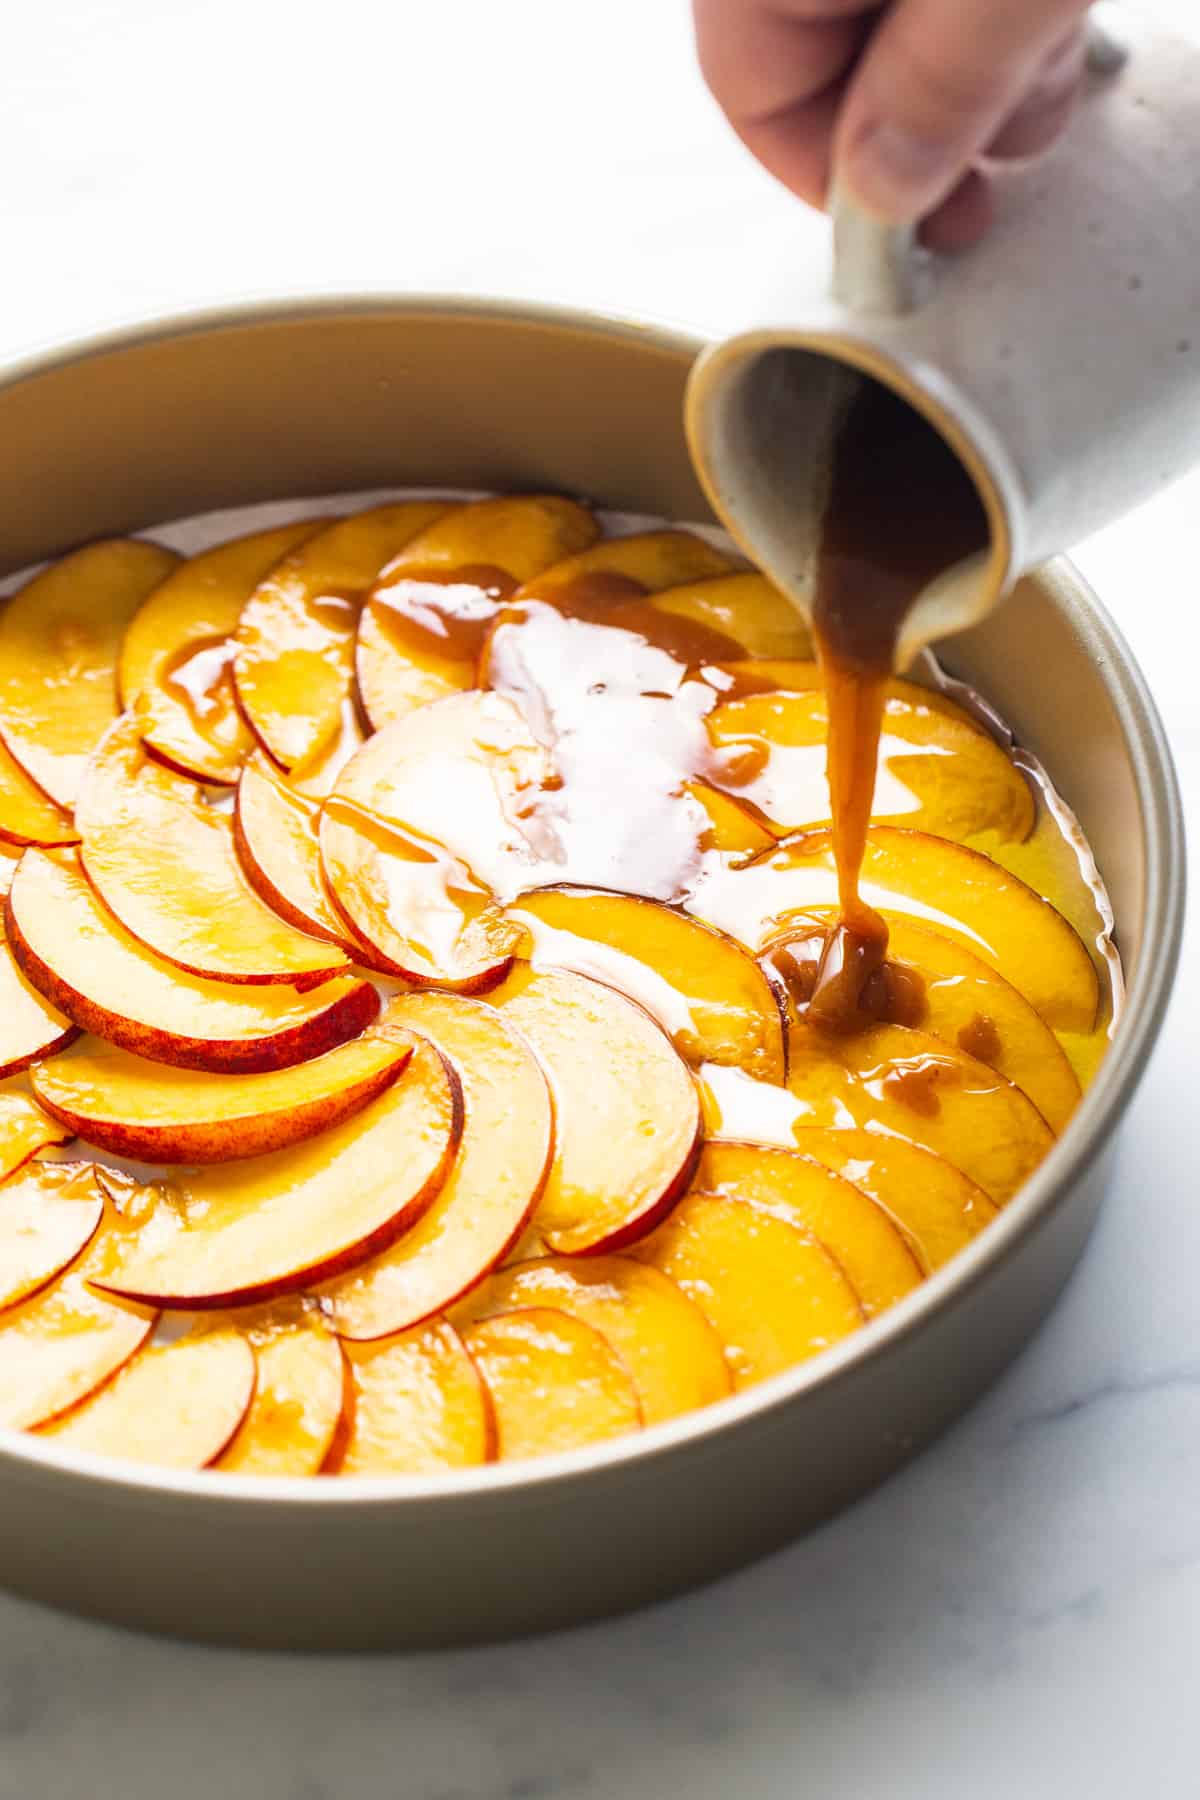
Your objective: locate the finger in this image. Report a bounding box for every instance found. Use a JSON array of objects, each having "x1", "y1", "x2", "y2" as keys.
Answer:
[
  {"x1": 834, "y1": 0, "x2": 1092, "y2": 220},
  {"x1": 692, "y1": 0, "x2": 869, "y2": 204},
  {"x1": 985, "y1": 25, "x2": 1086, "y2": 160}
]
